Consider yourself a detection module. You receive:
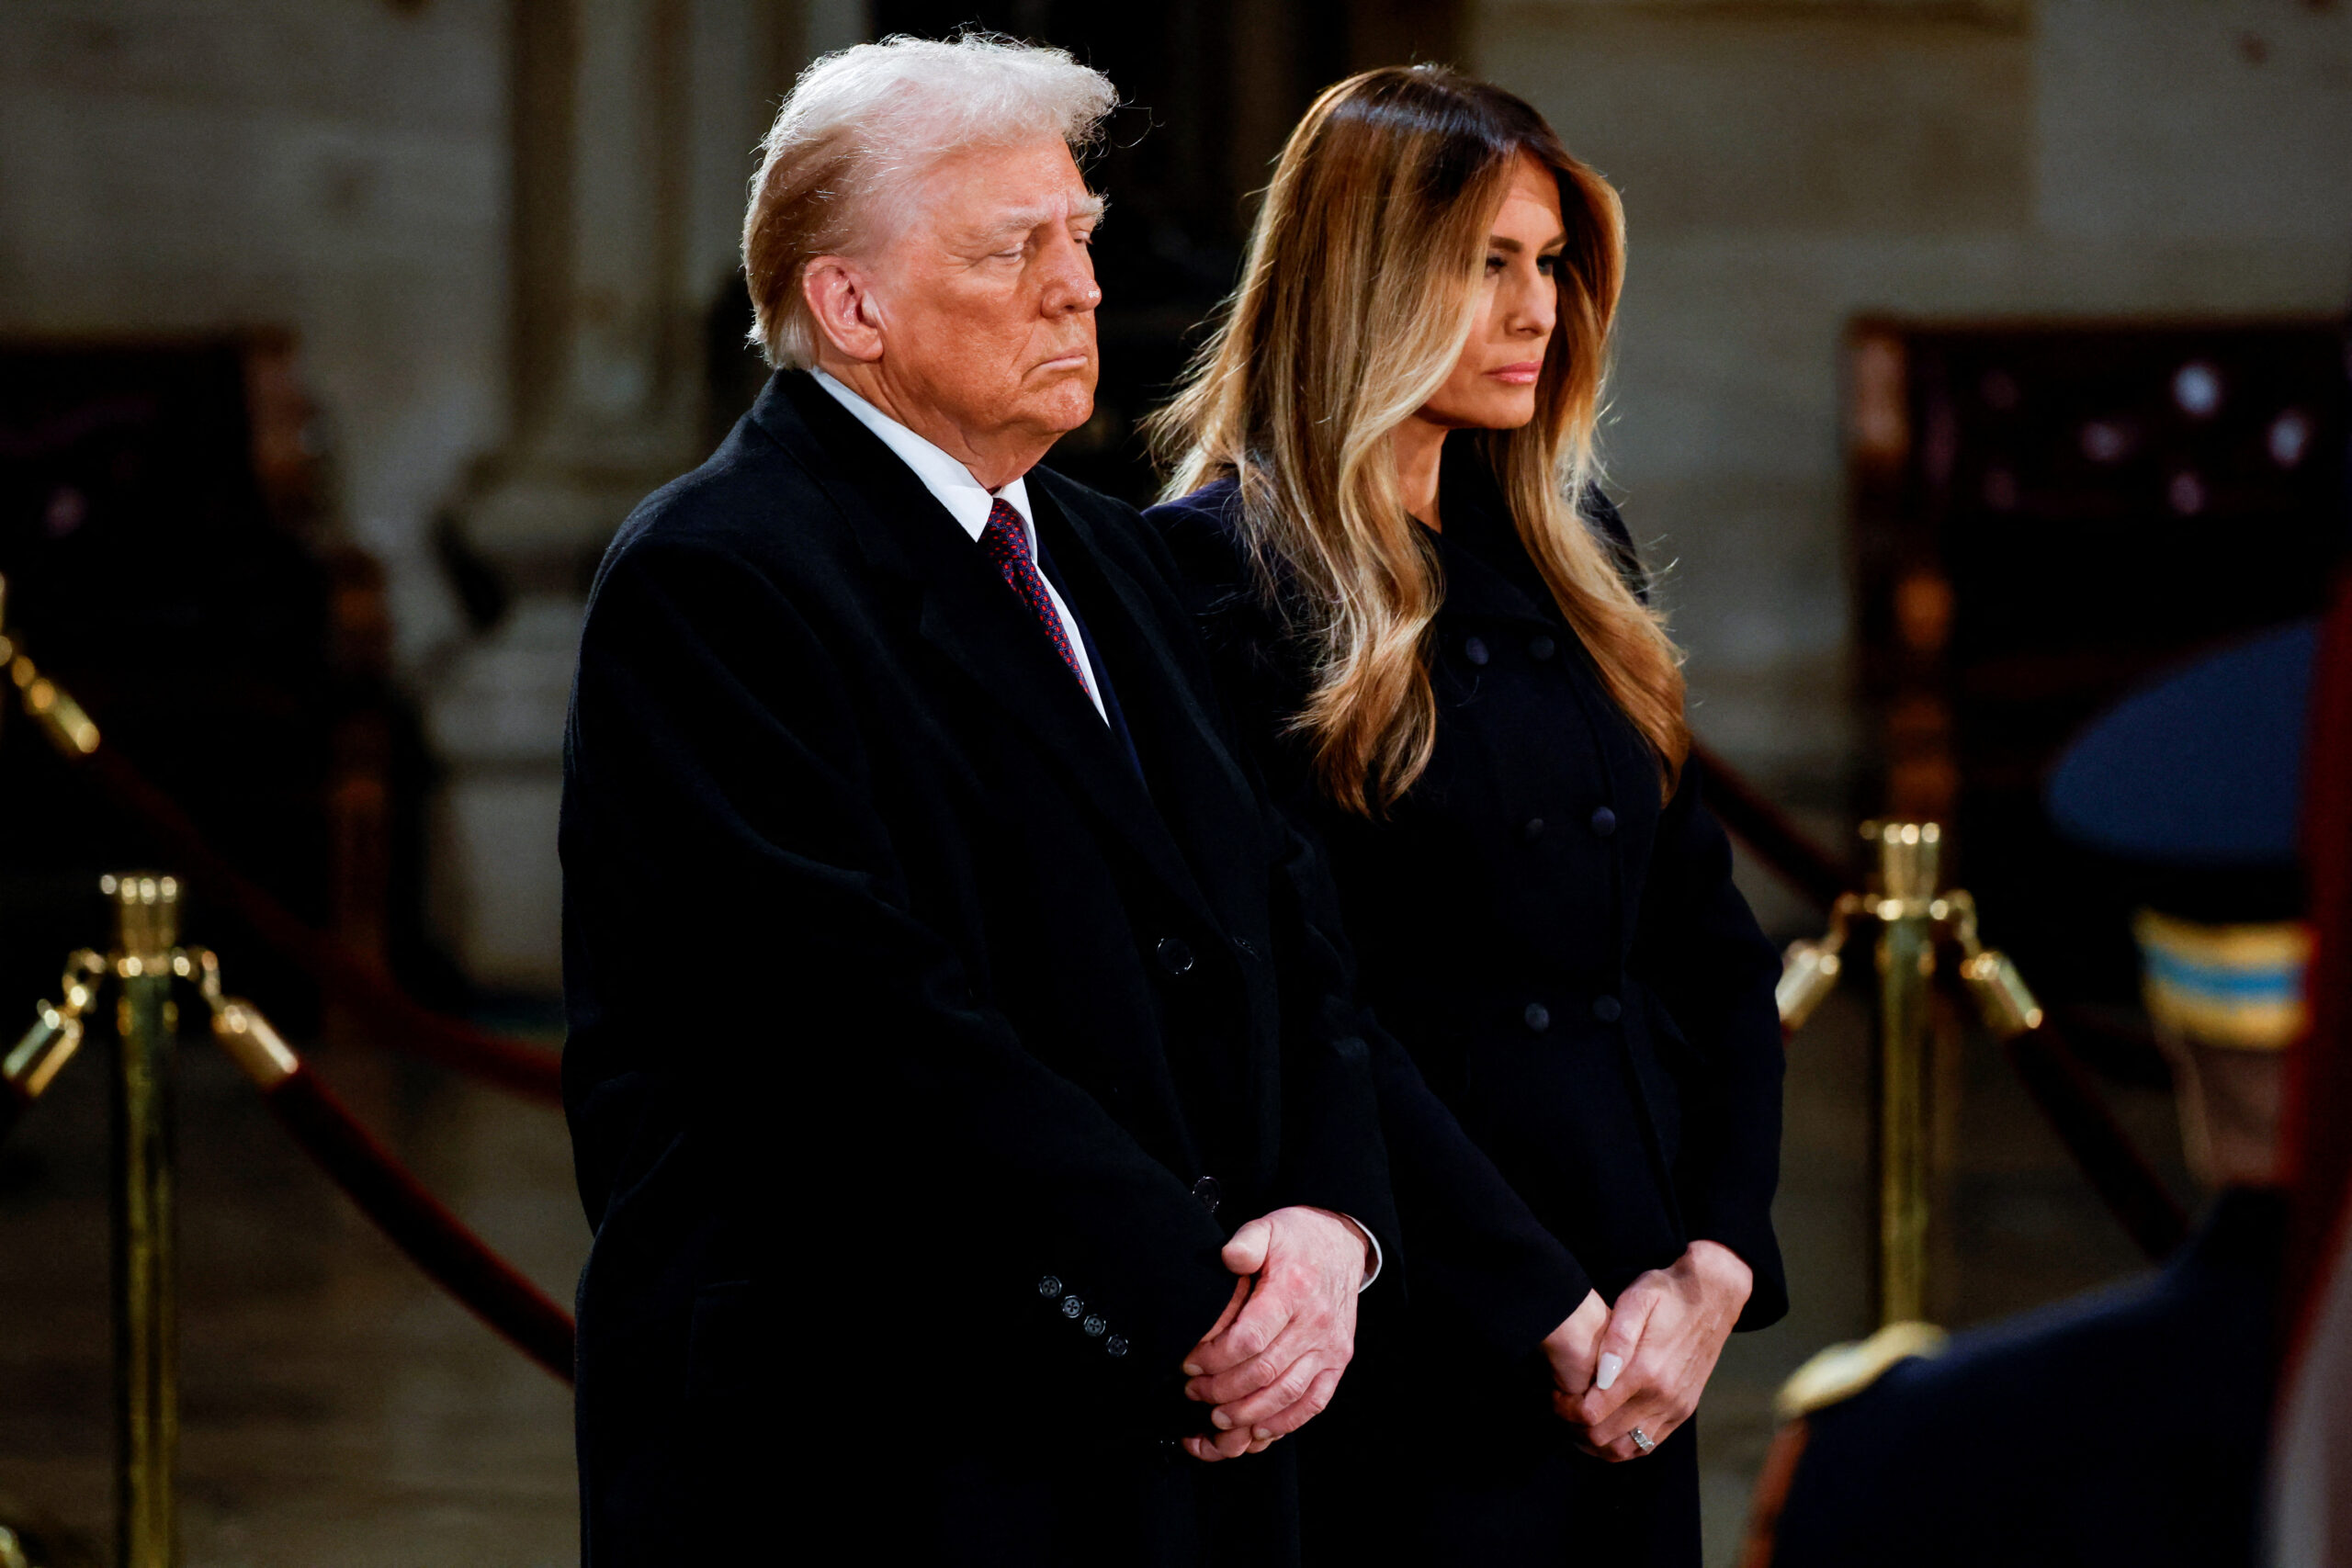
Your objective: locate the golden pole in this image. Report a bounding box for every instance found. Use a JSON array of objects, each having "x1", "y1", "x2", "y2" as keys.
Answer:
[
  {"x1": 1865, "y1": 822, "x2": 1939, "y2": 1325},
  {"x1": 105, "y1": 873, "x2": 178, "y2": 1568}
]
